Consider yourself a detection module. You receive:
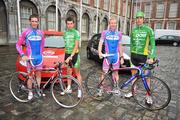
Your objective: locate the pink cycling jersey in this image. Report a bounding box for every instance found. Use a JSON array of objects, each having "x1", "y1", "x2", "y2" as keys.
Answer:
[
  {"x1": 16, "y1": 27, "x2": 44, "y2": 67},
  {"x1": 100, "y1": 30, "x2": 122, "y2": 72}
]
